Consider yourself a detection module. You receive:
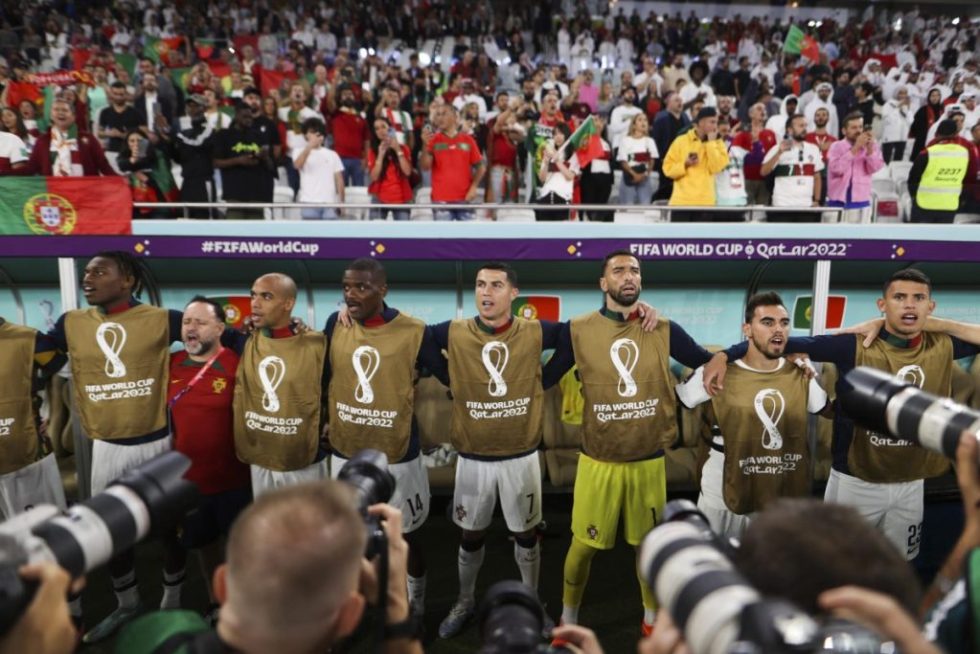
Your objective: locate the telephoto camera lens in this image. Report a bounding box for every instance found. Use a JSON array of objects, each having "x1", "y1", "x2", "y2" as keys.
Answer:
[
  {"x1": 477, "y1": 580, "x2": 563, "y2": 654},
  {"x1": 336, "y1": 449, "x2": 396, "y2": 512}
]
